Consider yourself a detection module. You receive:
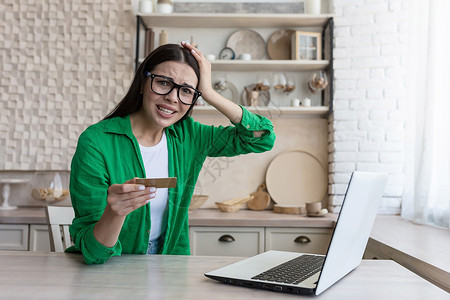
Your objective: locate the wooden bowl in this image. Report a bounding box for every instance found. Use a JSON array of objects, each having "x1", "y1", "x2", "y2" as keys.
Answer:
[
  {"x1": 189, "y1": 195, "x2": 209, "y2": 212},
  {"x1": 215, "y1": 195, "x2": 254, "y2": 213},
  {"x1": 215, "y1": 202, "x2": 244, "y2": 213}
]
